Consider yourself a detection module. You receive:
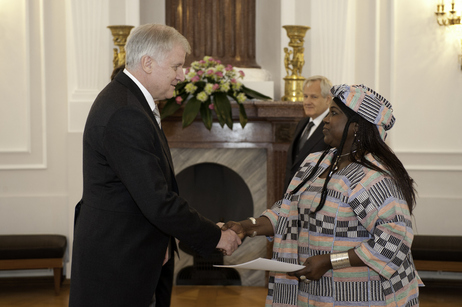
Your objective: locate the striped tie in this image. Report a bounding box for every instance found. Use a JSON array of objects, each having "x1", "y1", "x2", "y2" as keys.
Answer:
[
  {"x1": 298, "y1": 121, "x2": 314, "y2": 151},
  {"x1": 152, "y1": 104, "x2": 161, "y2": 128}
]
